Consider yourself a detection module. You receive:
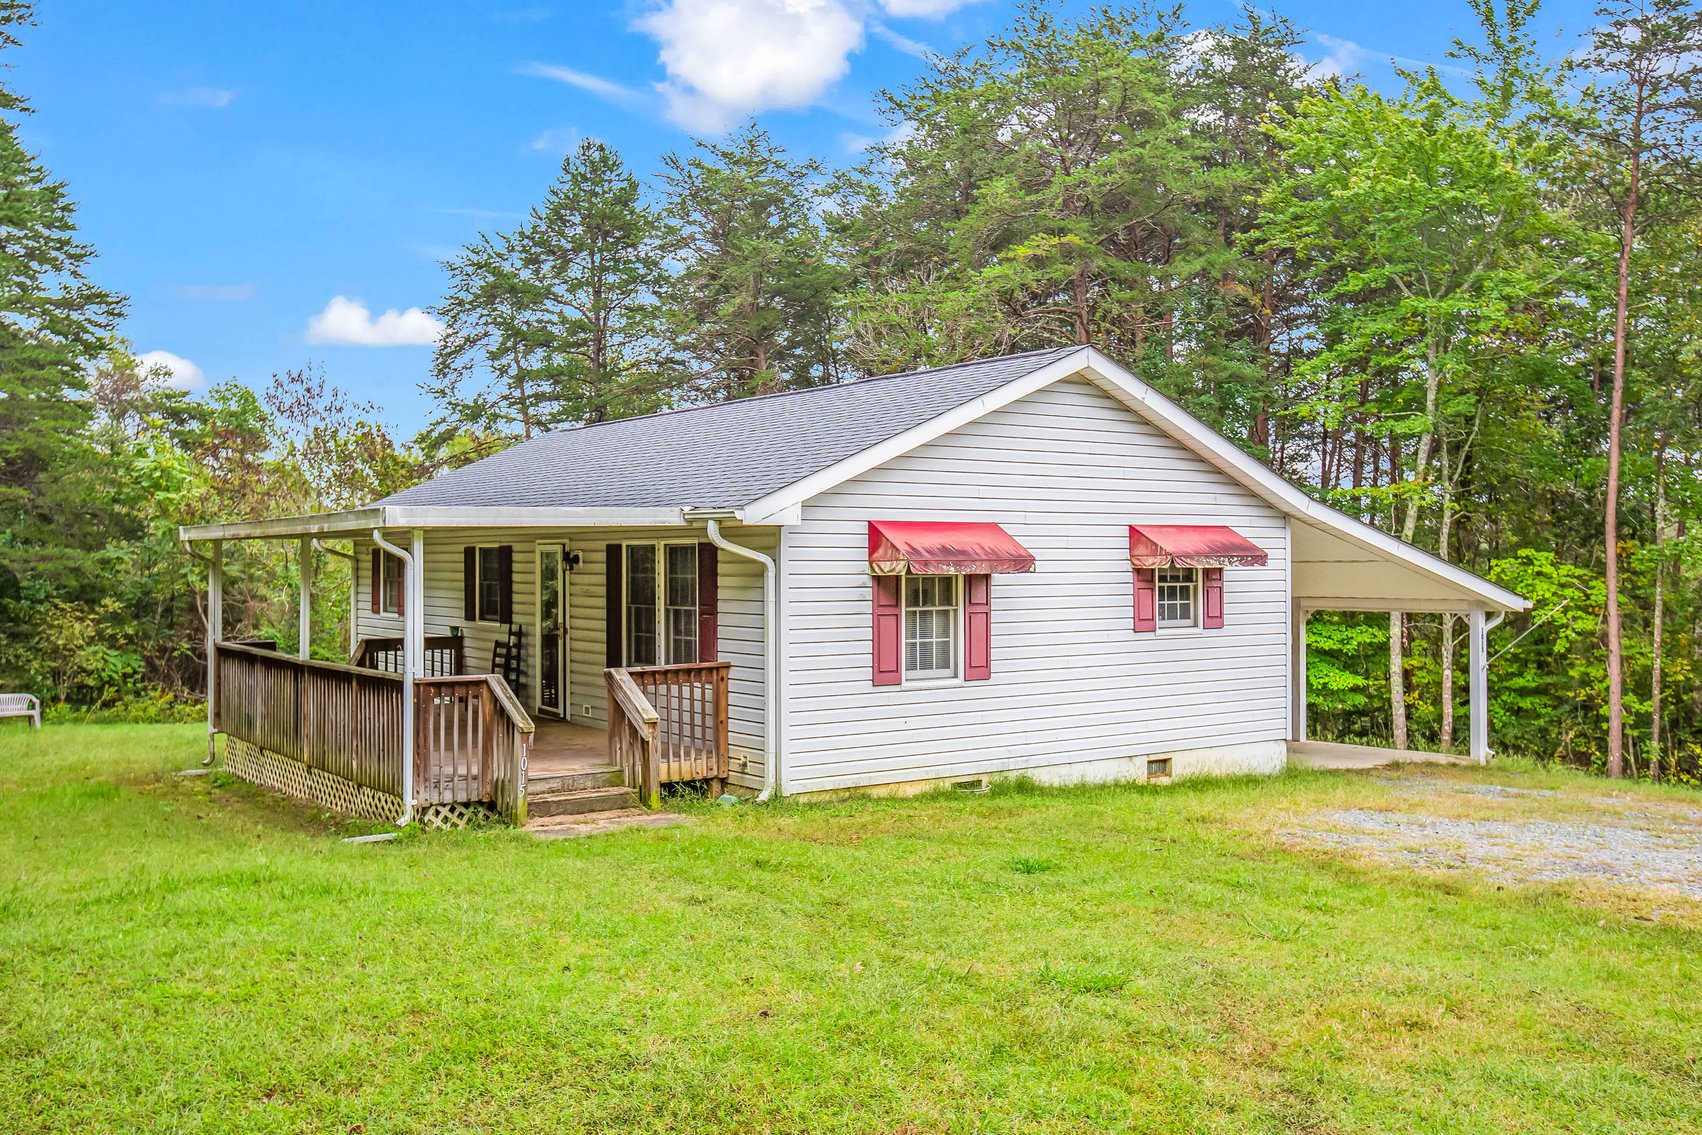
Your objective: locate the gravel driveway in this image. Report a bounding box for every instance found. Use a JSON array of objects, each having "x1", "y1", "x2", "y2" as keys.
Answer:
[{"x1": 1282, "y1": 774, "x2": 1702, "y2": 903}]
